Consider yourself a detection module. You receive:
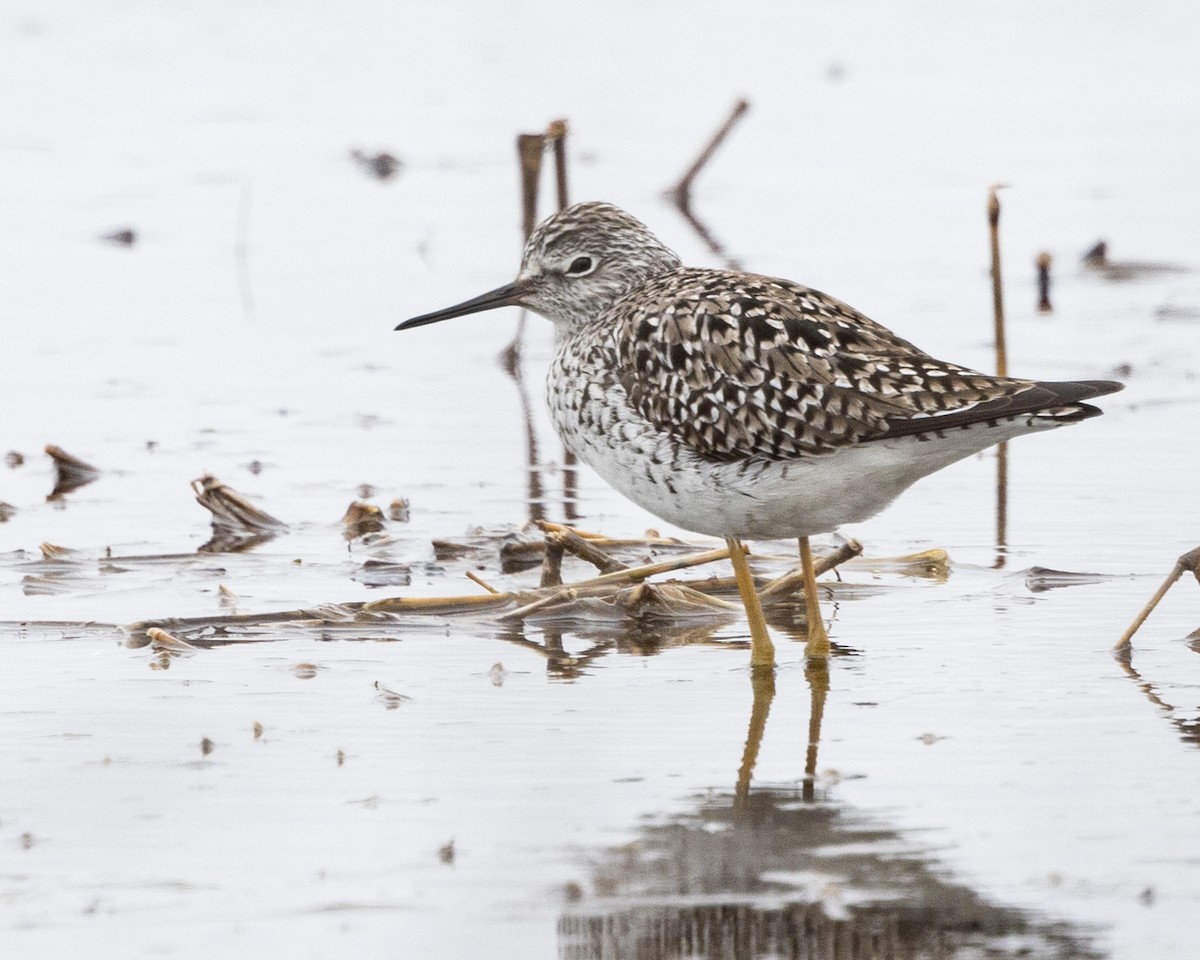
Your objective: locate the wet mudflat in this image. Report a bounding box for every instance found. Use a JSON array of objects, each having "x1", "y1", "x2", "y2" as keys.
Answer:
[{"x1": 3, "y1": 2, "x2": 1200, "y2": 958}]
